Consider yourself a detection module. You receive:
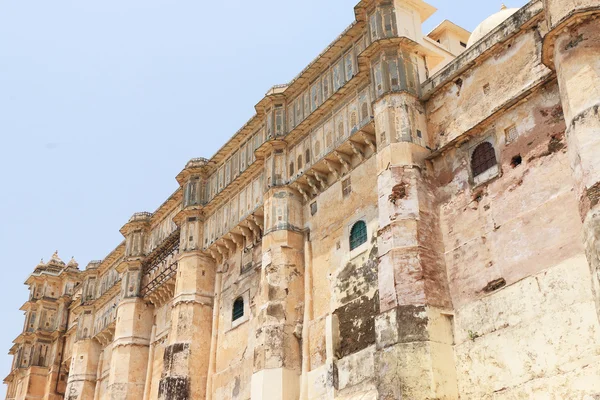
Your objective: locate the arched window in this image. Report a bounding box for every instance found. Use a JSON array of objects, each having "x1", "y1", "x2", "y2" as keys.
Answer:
[
  {"x1": 338, "y1": 122, "x2": 345, "y2": 139},
  {"x1": 361, "y1": 102, "x2": 369, "y2": 121},
  {"x1": 471, "y1": 142, "x2": 497, "y2": 177},
  {"x1": 350, "y1": 112, "x2": 358, "y2": 130},
  {"x1": 349, "y1": 221, "x2": 368, "y2": 251},
  {"x1": 305, "y1": 149, "x2": 311, "y2": 164},
  {"x1": 289, "y1": 162, "x2": 295, "y2": 177},
  {"x1": 297, "y1": 155, "x2": 303, "y2": 170},
  {"x1": 315, "y1": 140, "x2": 321, "y2": 157},
  {"x1": 232, "y1": 297, "x2": 244, "y2": 321}
]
